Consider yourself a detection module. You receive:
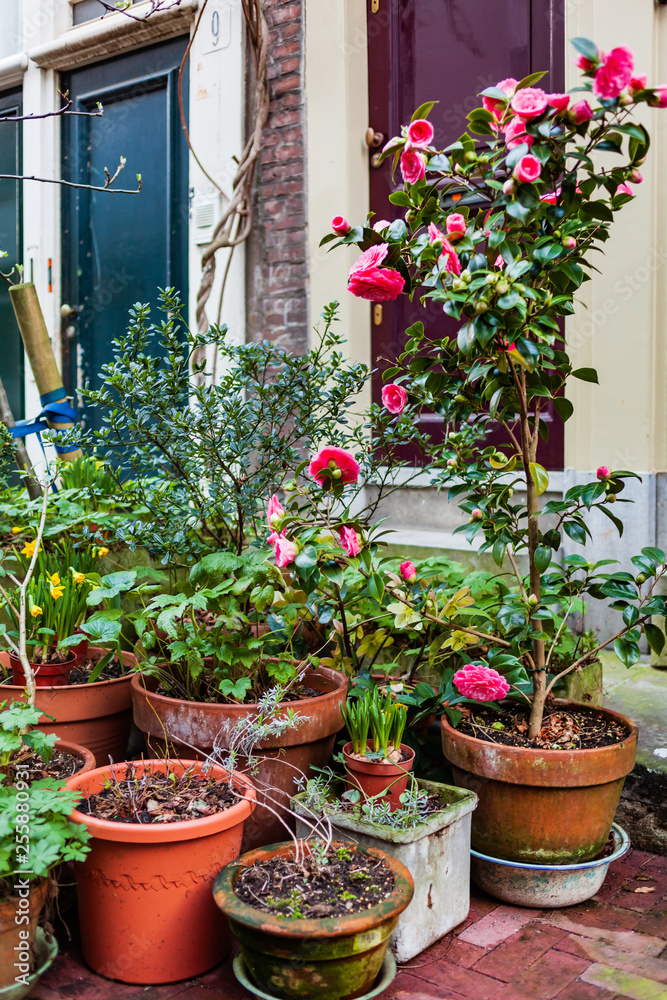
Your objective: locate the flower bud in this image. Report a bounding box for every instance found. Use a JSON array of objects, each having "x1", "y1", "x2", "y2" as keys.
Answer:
[
  {"x1": 503, "y1": 178, "x2": 516, "y2": 195},
  {"x1": 596, "y1": 465, "x2": 611, "y2": 480},
  {"x1": 470, "y1": 508, "x2": 484, "y2": 521},
  {"x1": 527, "y1": 594, "x2": 539, "y2": 607},
  {"x1": 475, "y1": 301, "x2": 489, "y2": 314},
  {"x1": 562, "y1": 236, "x2": 577, "y2": 249},
  {"x1": 608, "y1": 494, "x2": 616, "y2": 503},
  {"x1": 447, "y1": 457, "x2": 457, "y2": 468},
  {"x1": 496, "y1": 281, "x2": 509, "y2": 295}
]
